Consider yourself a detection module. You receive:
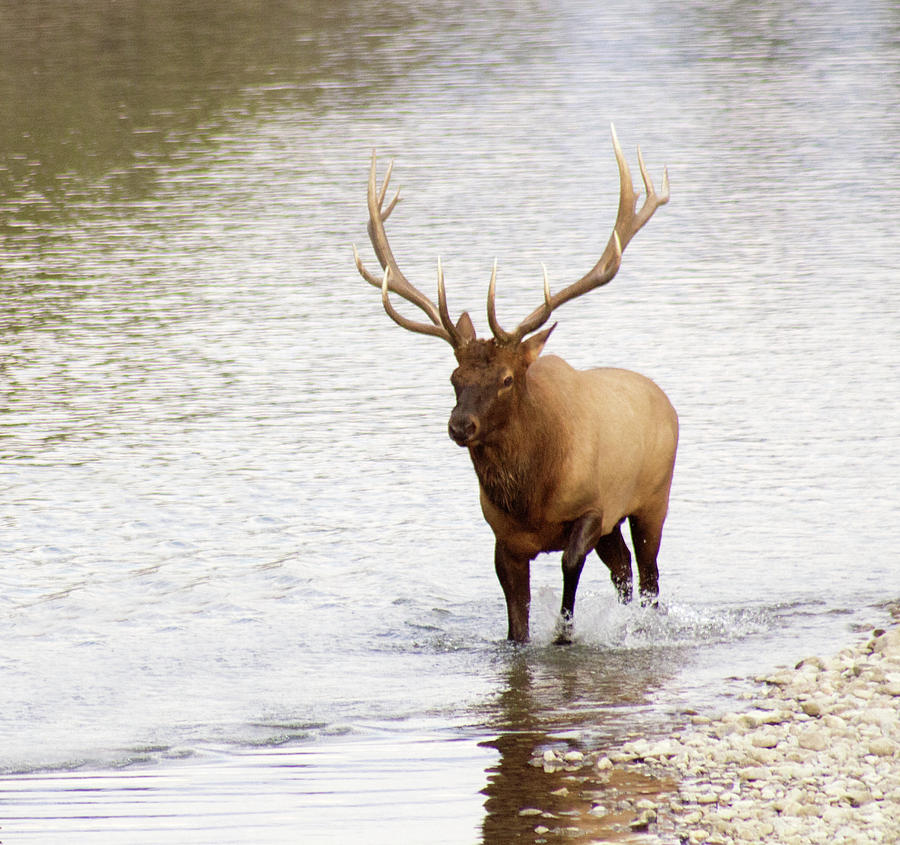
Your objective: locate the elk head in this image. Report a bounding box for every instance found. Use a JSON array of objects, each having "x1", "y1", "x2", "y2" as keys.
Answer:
[
  {"x1": 447, "y1": 320, "x2": 555, "y2": 448},
  {"x1": 353, "y1": 125, "x2": 669, "y2": 449}
]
